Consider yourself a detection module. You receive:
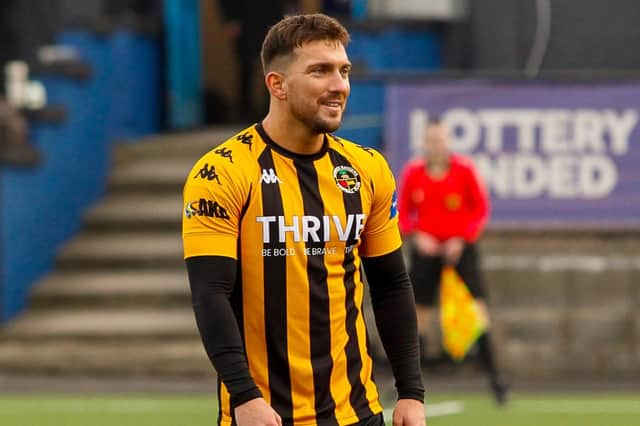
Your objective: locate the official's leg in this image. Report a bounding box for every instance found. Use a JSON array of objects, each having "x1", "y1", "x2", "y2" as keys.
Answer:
[
  {"x1": 409, "y1": 248, "x2": 442, "y2": 362},
  {"x1": 455, "y1": 244, "x2": 509, "y2": 405}
]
